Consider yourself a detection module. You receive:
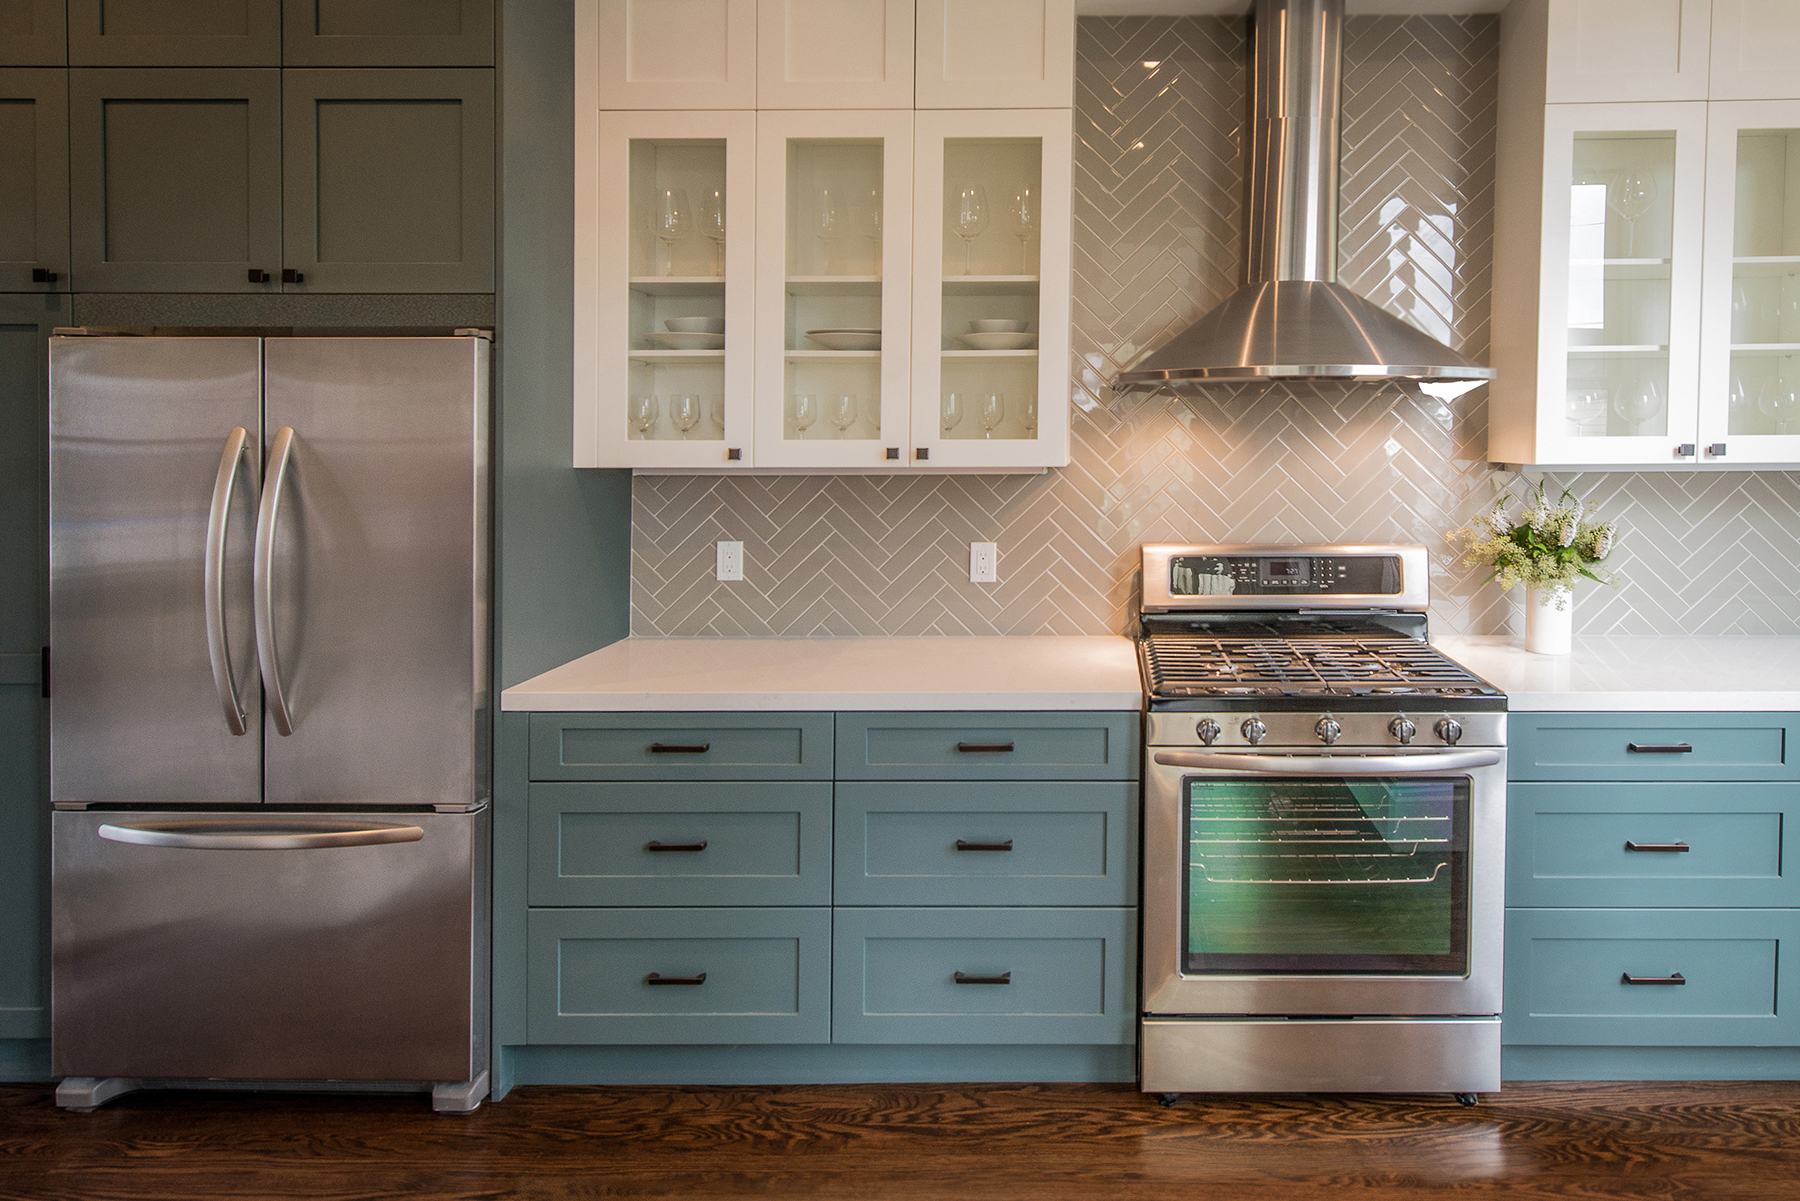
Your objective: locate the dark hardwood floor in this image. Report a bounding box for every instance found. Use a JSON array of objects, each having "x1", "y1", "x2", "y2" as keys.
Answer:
[{"x1": 1, "y1": 1080, "x2": 1797, "y2": 1200}]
